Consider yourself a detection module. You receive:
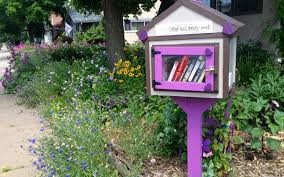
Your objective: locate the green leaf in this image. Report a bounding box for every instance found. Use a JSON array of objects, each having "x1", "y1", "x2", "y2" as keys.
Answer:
[
  {"x1": 274, "y1": 110, "x2": 284, "y2": 129},
  {"x1": 251, "y1": 128, "x2": 264, "y2": 139},
  {"x1": 181, "y1": 152, "x2": 187, "y2": 162},
  {"x1": 267, "y1": 138, "x2": 281, "y2": 150},
  {"x1": 251, "y1": 139, "x2": 262, "y2": 150},
  {"x1": 233, "y1": 135, "x2": 245, "y2": 144},
  {"x1": 253, "y1": 97, "x2": 268, "y2": 112},
  {"x1": 268, "y1": 123, "x2": 280, "y2": 135}
]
